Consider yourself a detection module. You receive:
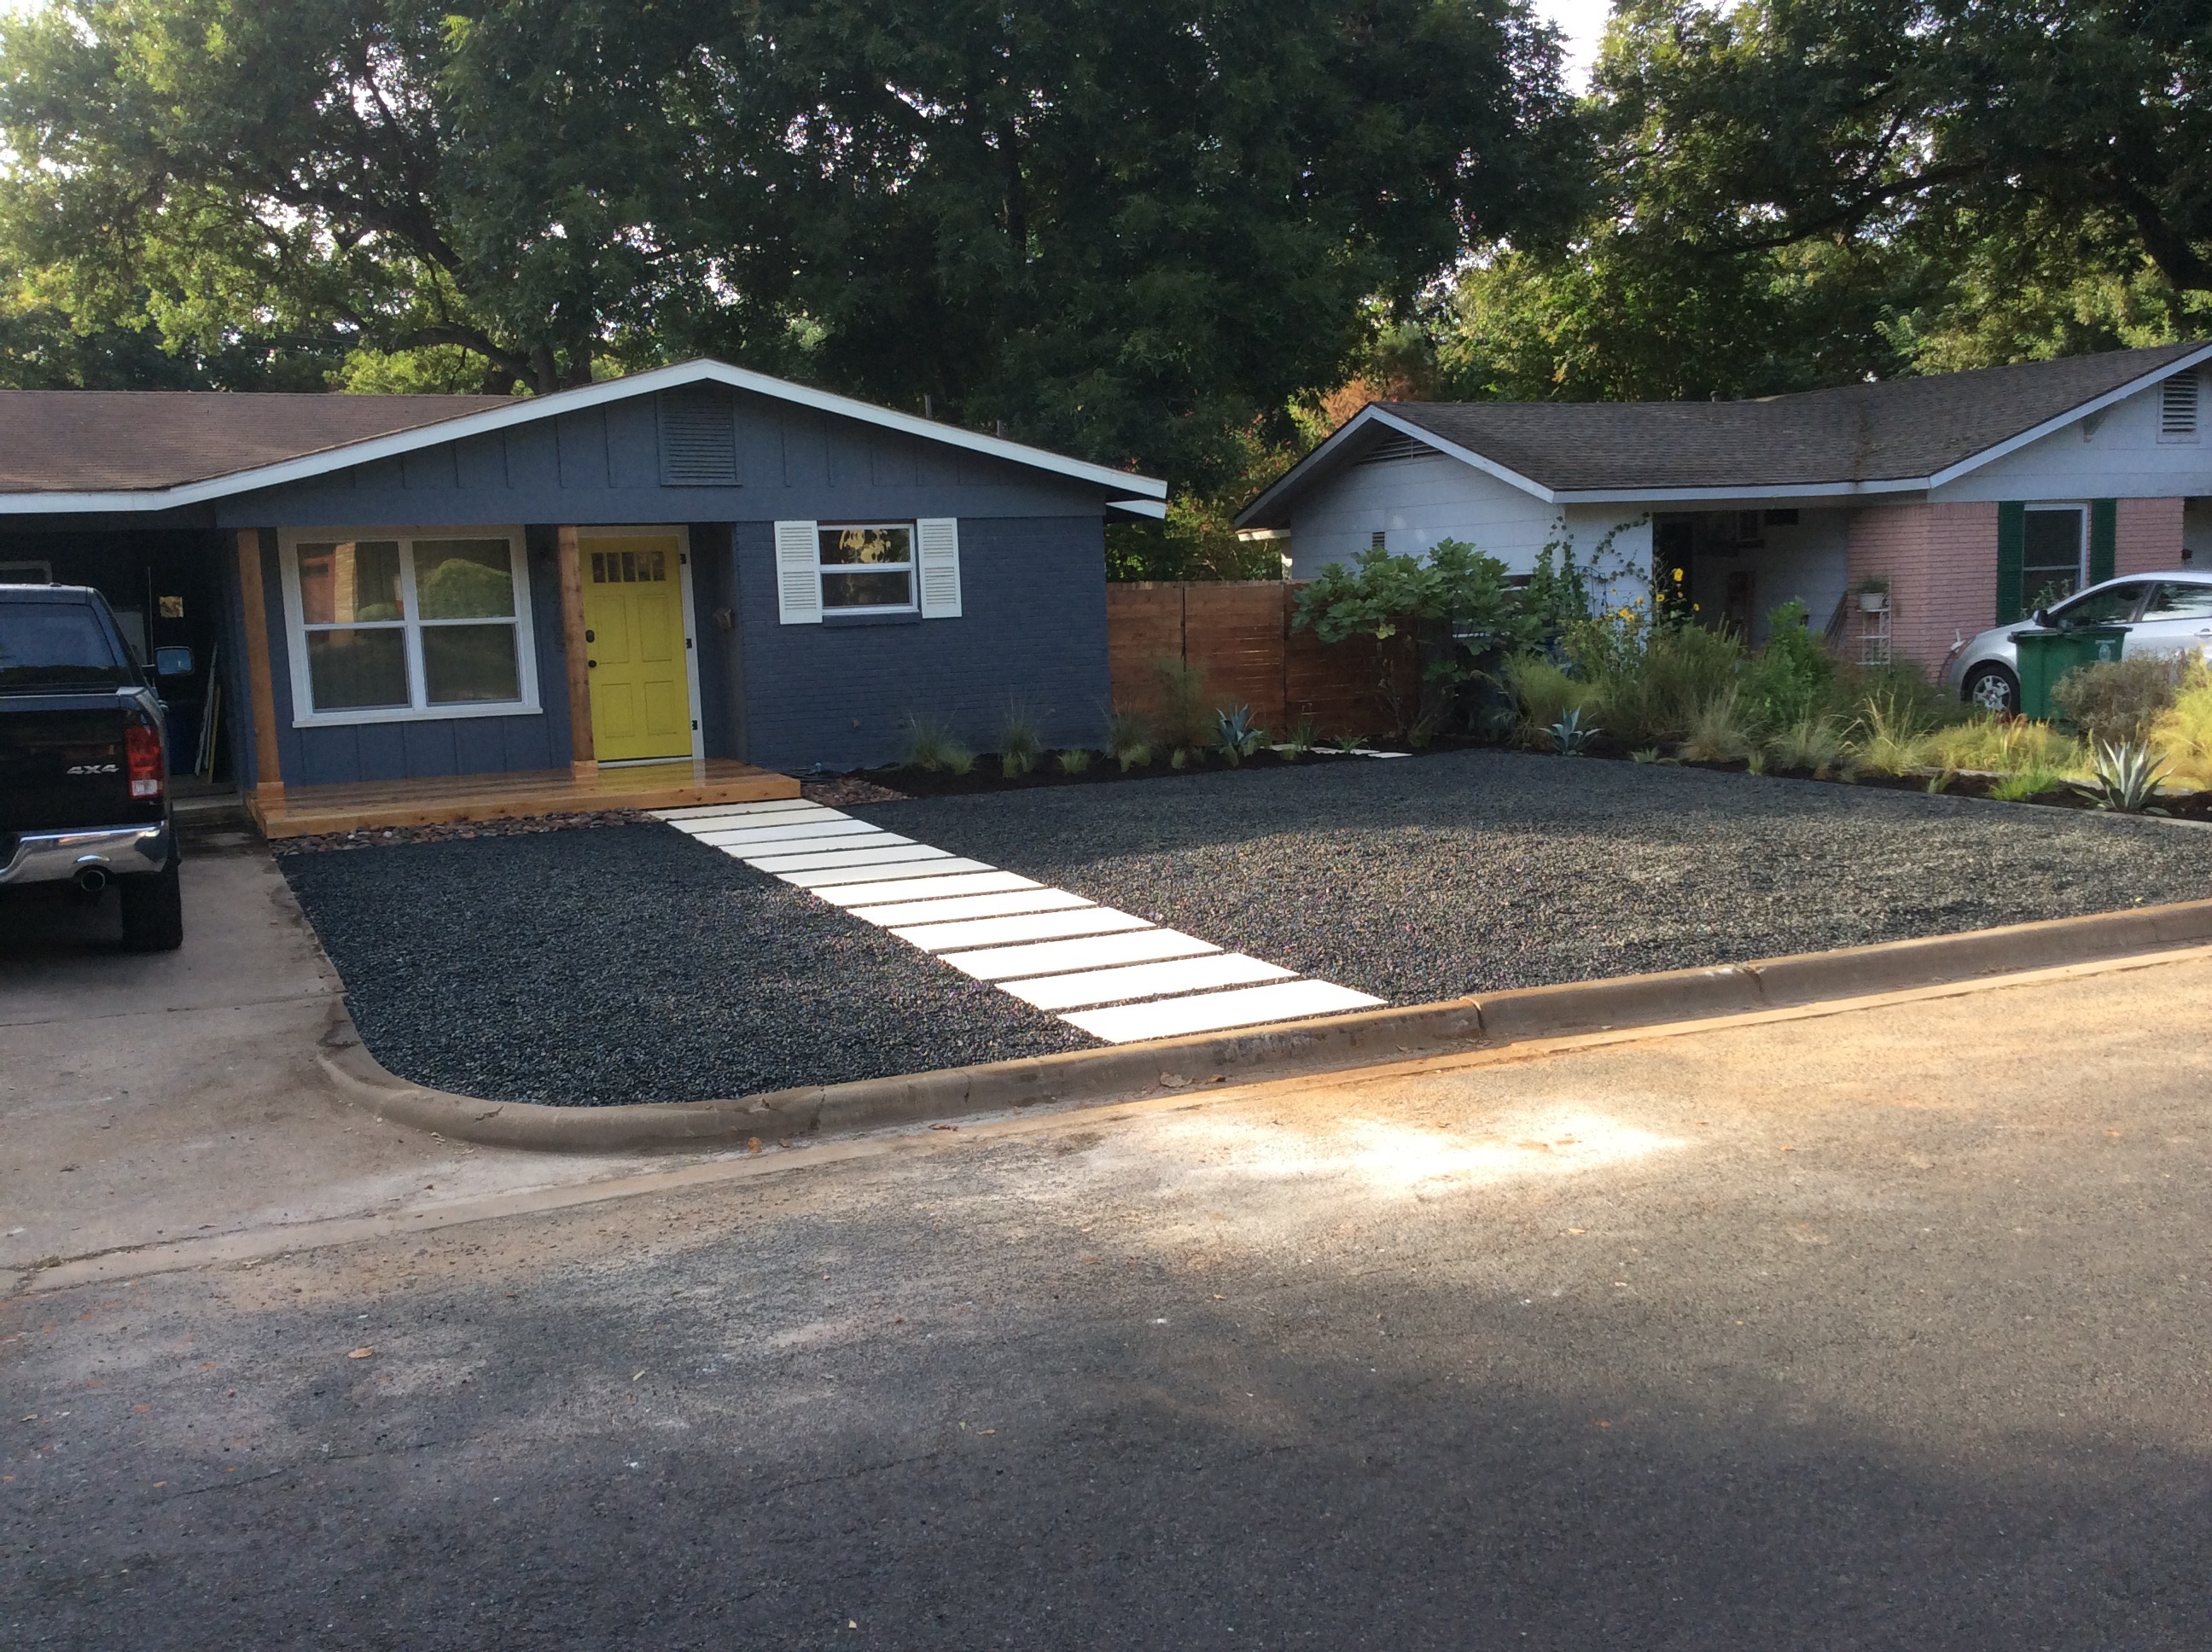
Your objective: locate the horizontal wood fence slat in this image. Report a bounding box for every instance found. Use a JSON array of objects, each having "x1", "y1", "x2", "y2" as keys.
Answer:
[{"x1": 1106, "y1": 582, "x2": 1416, "y2": 741}]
